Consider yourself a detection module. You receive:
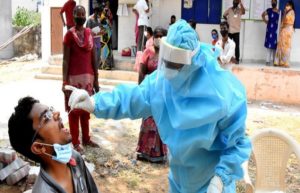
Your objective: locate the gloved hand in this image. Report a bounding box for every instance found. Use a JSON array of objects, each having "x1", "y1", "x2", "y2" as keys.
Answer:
[
  {"x1": 65, "y1": 85, "x2": 95, "y2": 113},
  {"x1": 207, "y1": 176, "x2": 223, "y2": 193}
]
